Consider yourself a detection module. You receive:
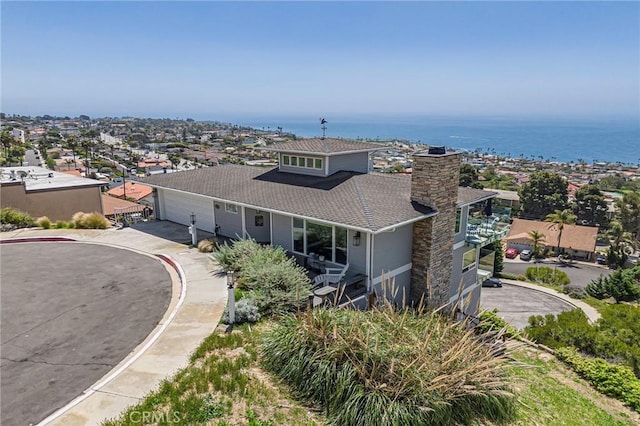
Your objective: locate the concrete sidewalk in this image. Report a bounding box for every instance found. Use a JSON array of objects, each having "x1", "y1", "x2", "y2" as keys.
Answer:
[{"x1": 2, "y1": 225, "x2": 227, "y2": 425}]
